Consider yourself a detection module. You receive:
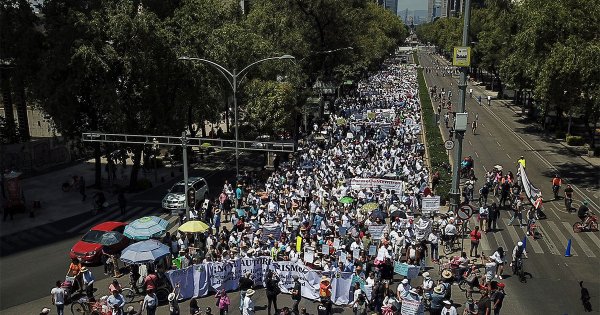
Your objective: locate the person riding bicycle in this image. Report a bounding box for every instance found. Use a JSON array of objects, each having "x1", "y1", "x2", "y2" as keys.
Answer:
[
  {"x1": 510, "y1": 242, "x2": 528, "y2": 273},
  {"x1": 107, "y1": 289, "x2": 126, "y2": 315},
  {"x1": 564, "y1": 184, "x2": 574, "y2": 211},
  {"x1": 109, "y1": 279, "x2": 122, "y2": 294},
  {"x1": 551, "y1": 174, "x2": 562, "y2": 199},
  {"x1": 578, "y1": 201, "x2": 590, "y2": 223}
]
